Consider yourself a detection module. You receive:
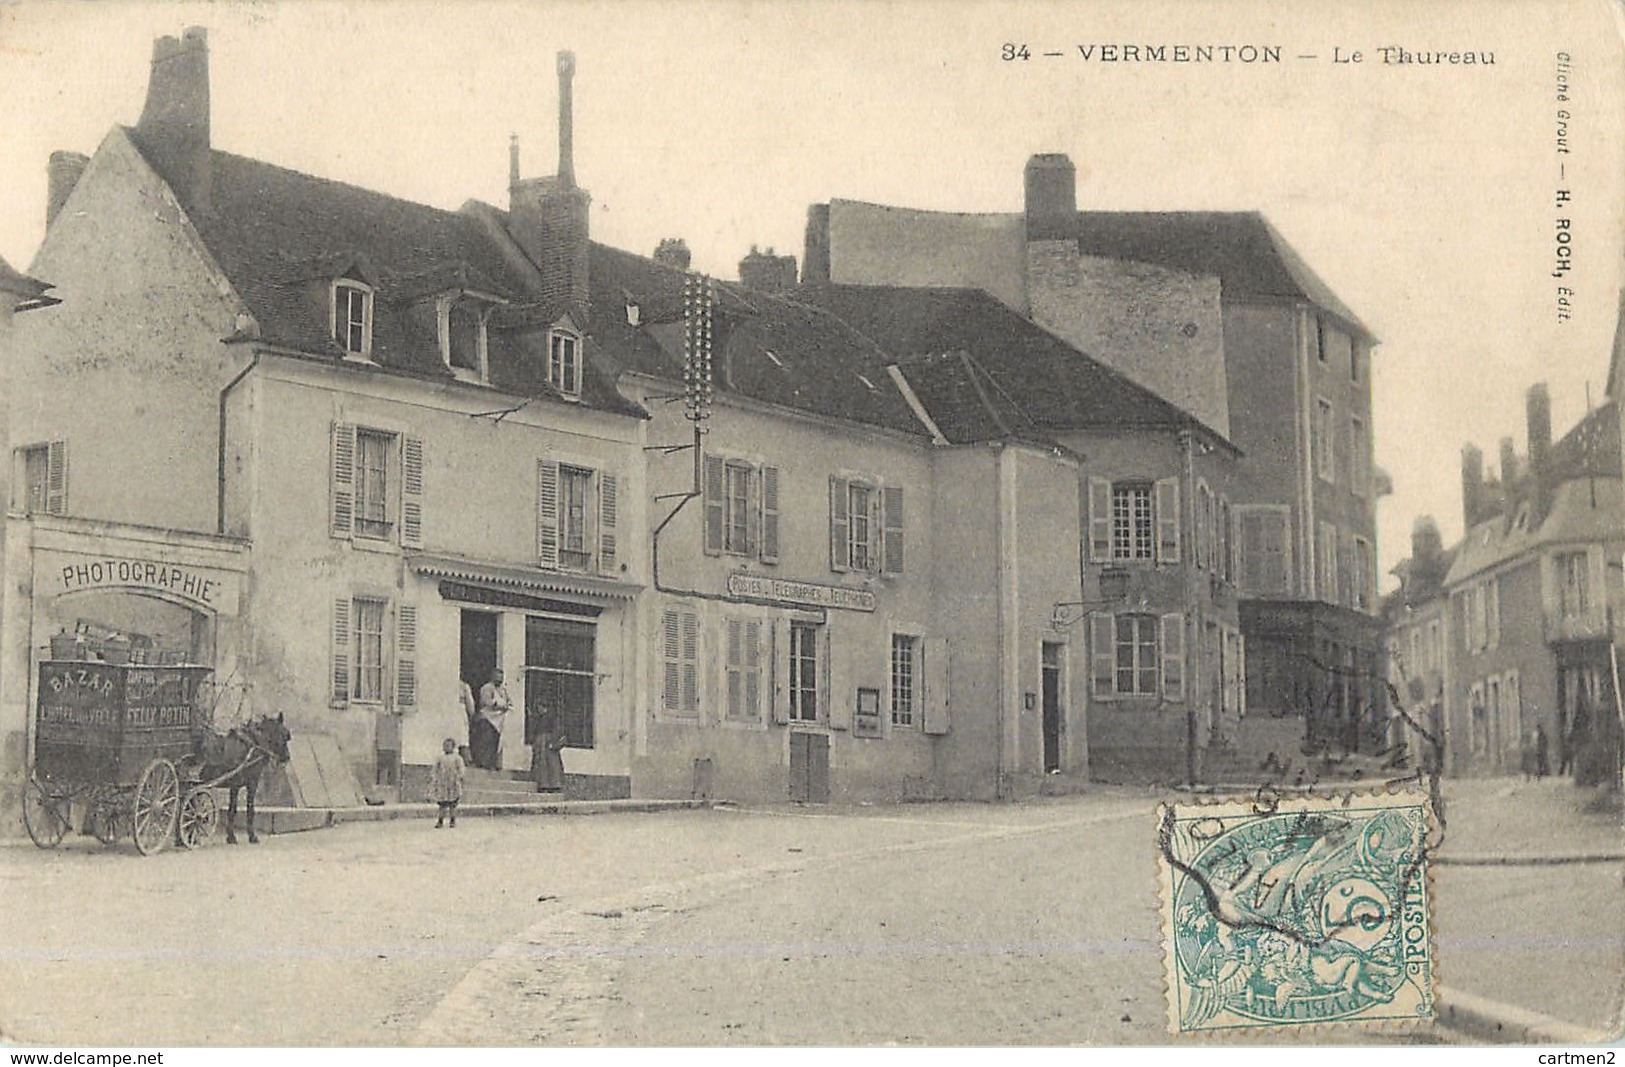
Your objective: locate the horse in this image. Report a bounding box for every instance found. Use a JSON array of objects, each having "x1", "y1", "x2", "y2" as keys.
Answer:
[{"x1": 194, "y1": 714, "x2": 293, "y2": 844}]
